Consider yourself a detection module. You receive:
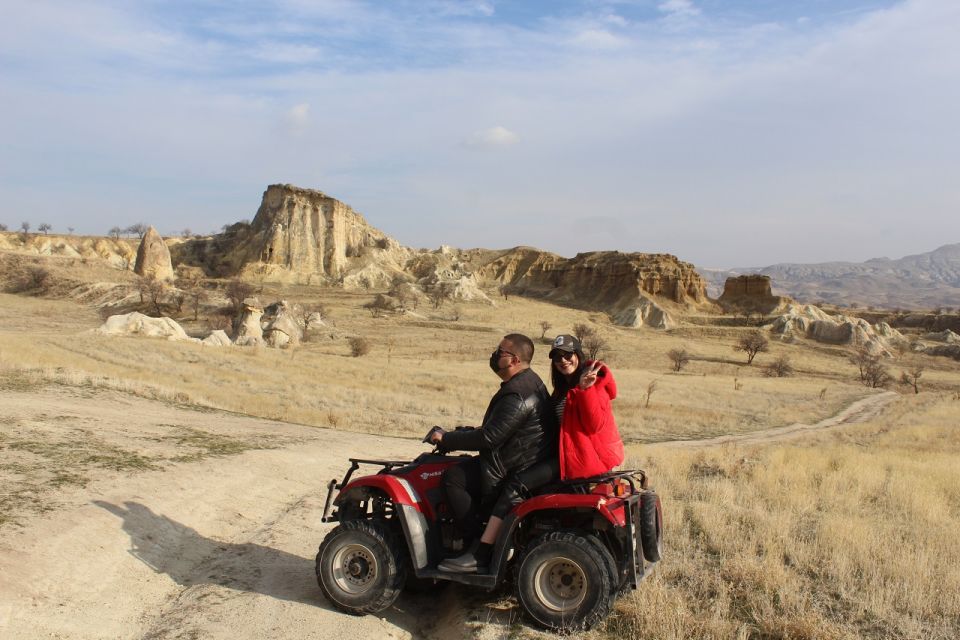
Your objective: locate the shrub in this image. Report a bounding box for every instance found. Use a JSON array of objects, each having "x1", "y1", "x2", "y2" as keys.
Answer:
[
  {"x1": 863, "y1": 359, "x2": 892, "y2": 388},
  {"x1": 572, "y1": 322, "x2": 596, "y2": 343},
  {"x1": 583, "y1": 333, "x2": 608, "y2": 360},
  {"x1": 348, "y1": 336, "x2": 371, "y2": 357},
  {"x1": 764, "y1": 355, "x2": 795, "y2": 378}
]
